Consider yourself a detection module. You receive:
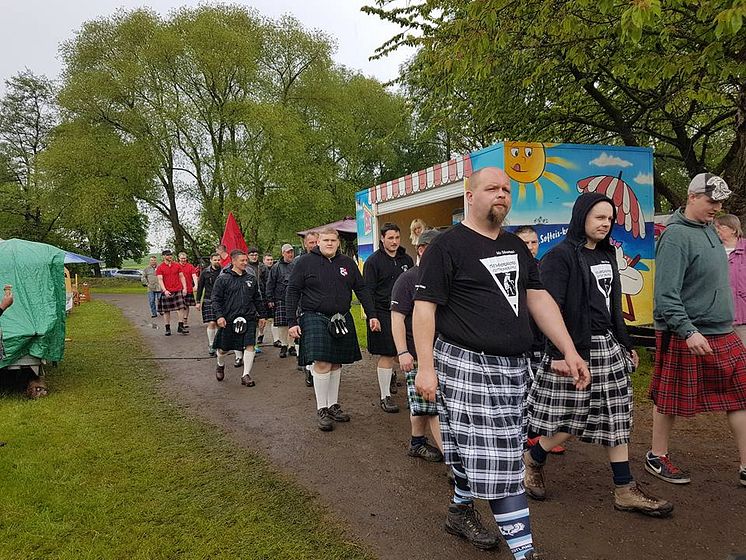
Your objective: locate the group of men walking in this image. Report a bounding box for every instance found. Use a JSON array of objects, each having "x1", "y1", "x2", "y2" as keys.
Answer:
[{"x1": 142, "y1": 167, "x2": 745, "y2": 559}]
